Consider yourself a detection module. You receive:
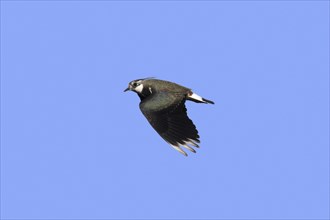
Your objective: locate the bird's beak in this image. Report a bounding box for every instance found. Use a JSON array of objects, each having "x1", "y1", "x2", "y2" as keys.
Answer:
[{"x1": 124, "y1": 87, "x2": 130, "y2": 92}]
